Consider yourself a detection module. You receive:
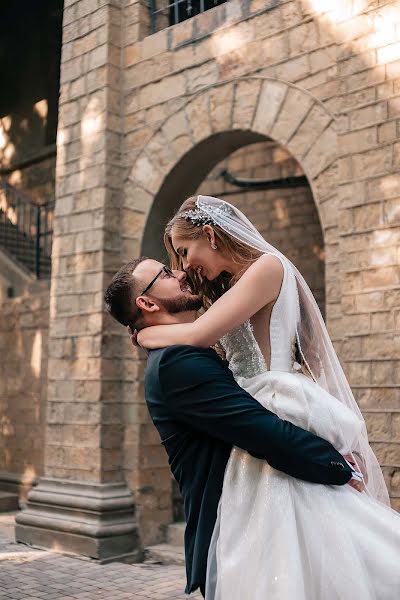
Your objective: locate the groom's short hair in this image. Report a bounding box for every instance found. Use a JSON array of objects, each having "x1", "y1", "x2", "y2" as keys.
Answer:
[{"x1": 104, "y1": 256, "x2": 148, "y2": 329}]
